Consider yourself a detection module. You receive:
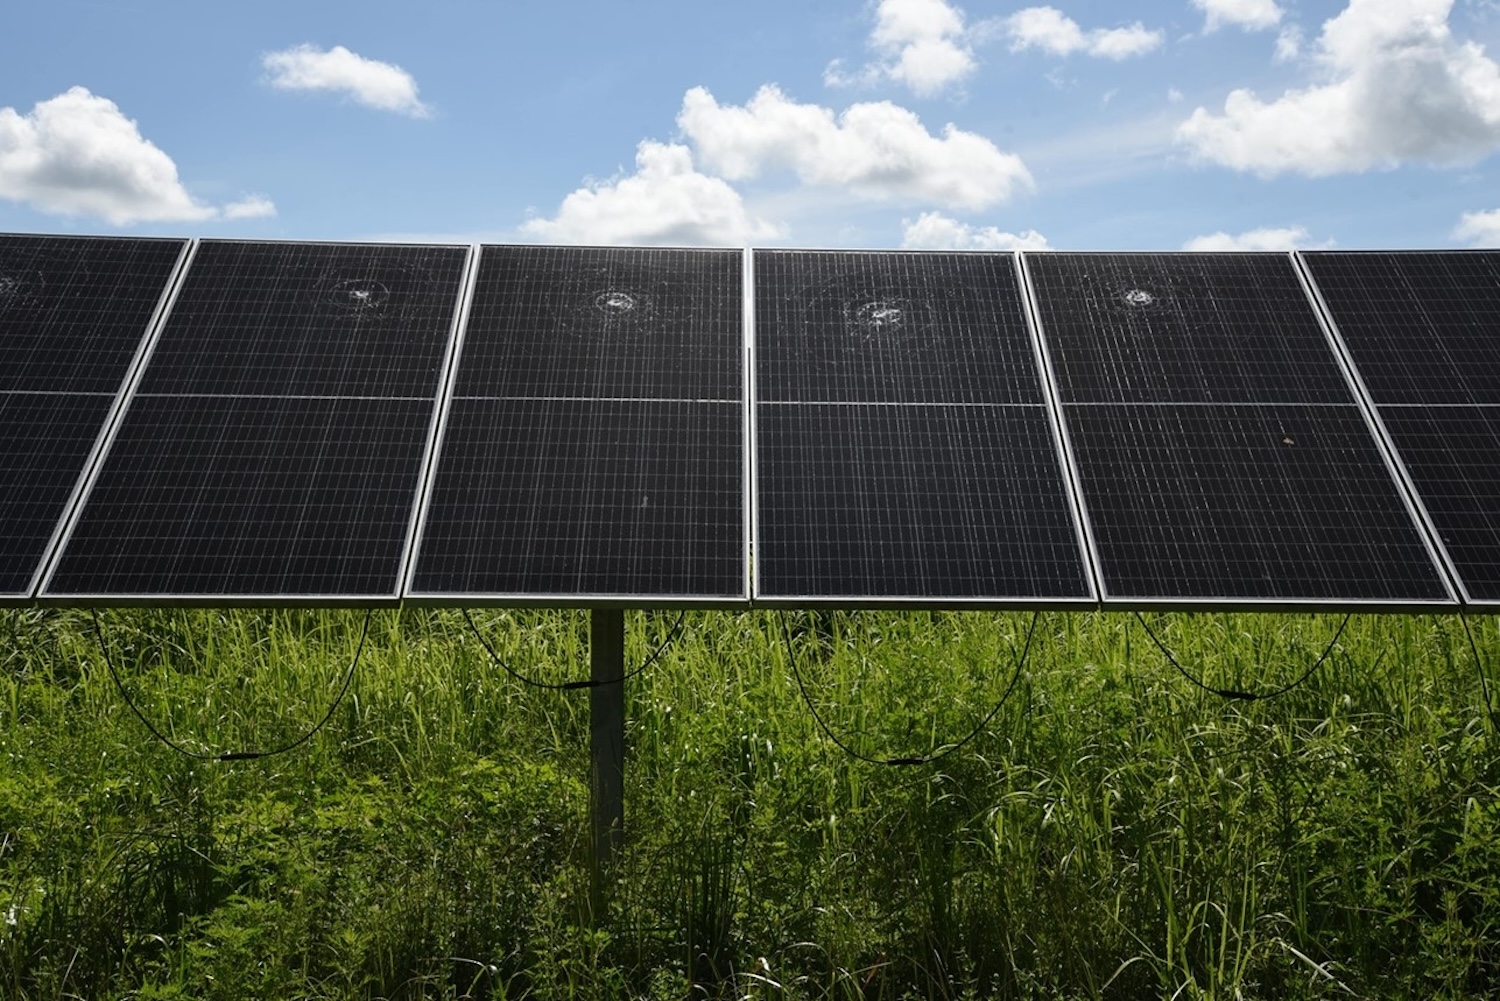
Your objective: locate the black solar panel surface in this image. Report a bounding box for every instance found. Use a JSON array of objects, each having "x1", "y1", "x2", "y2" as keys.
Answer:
[
  {"x1": 45, "y1": 241, "x2": 468, "y2": 601},
  {"x1": 754, "y1": 250, "x2": 1090, "y2": 602},
  {"x1": 1303, "y1": 250, "x2": 1500, "y2": 602},
  {"x1": 1029, "y1": 252, "x2": 1448, "y2": 604},
  {"x1": 411, "y1": 246, "x2": 744, "y2": 600},
  {"x1": 0, "y1": 235, "x2": 184, "y2": 597}
]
